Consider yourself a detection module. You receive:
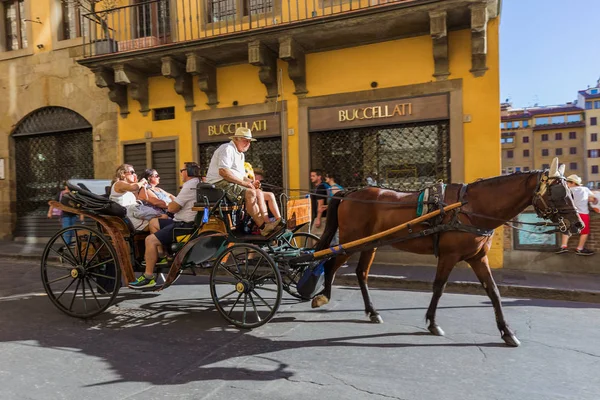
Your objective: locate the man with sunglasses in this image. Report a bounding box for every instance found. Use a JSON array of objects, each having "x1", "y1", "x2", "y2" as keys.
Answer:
[
  {"x1": 205, "y1": 127, "x2": 282, "y2": 236},
  {"x1": 129, "y1": 162, "x2": 201, "y2": 289}
]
